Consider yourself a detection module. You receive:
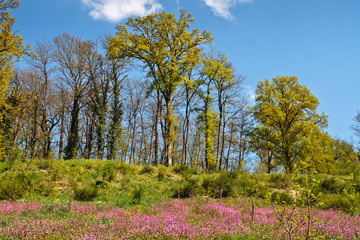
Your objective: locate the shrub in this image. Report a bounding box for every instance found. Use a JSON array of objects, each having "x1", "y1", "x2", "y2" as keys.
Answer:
[
  {"x1": 271, "y1": 191, "x2": 294, "y2": 205},
  {"x1": 173, "y1": 178, "x2": 201, "y2": 198},
  {"x1": 116, "y1": 162, "x2": 136, "y2": 175},
  {"x1": 172, "y1": 165, "x2": 191, "y2": 178},
  {"x1": 130, "y1": 185, "x2": 143, "y2": 205},
  {"x1": 321, "y1": 194, "x2": 353, "y2": 212},
  {"x1": 157, "y1": 165, "x2": 168, "y2": 181},
  {"x1": 320, "y1": 177, "x2": 342, "y2": 193},
  {"x1": 257, "y1": 184, "x2": 269, "y2": 199},
  {"x1": 34, "y1": 181, "x2": 57, "y2": 198},
  {"x1": 0, "y1": 172, "x2": 31, "y2": 201},
  {"x1": 102, "y1": 162, "x2": 117, "y2": 182},
  {"x1": 139, "y1": 165, "x2": 154, "y2": 175},
  {"x1": 201, "y1": 173, "x2": 235, "y2": 198},
  {"x1": 74, "y1": 184, "x2": 99, "y2": 201},
  {"x1": 269, "y1": 173, "x2": 291, "y2": 189}
]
